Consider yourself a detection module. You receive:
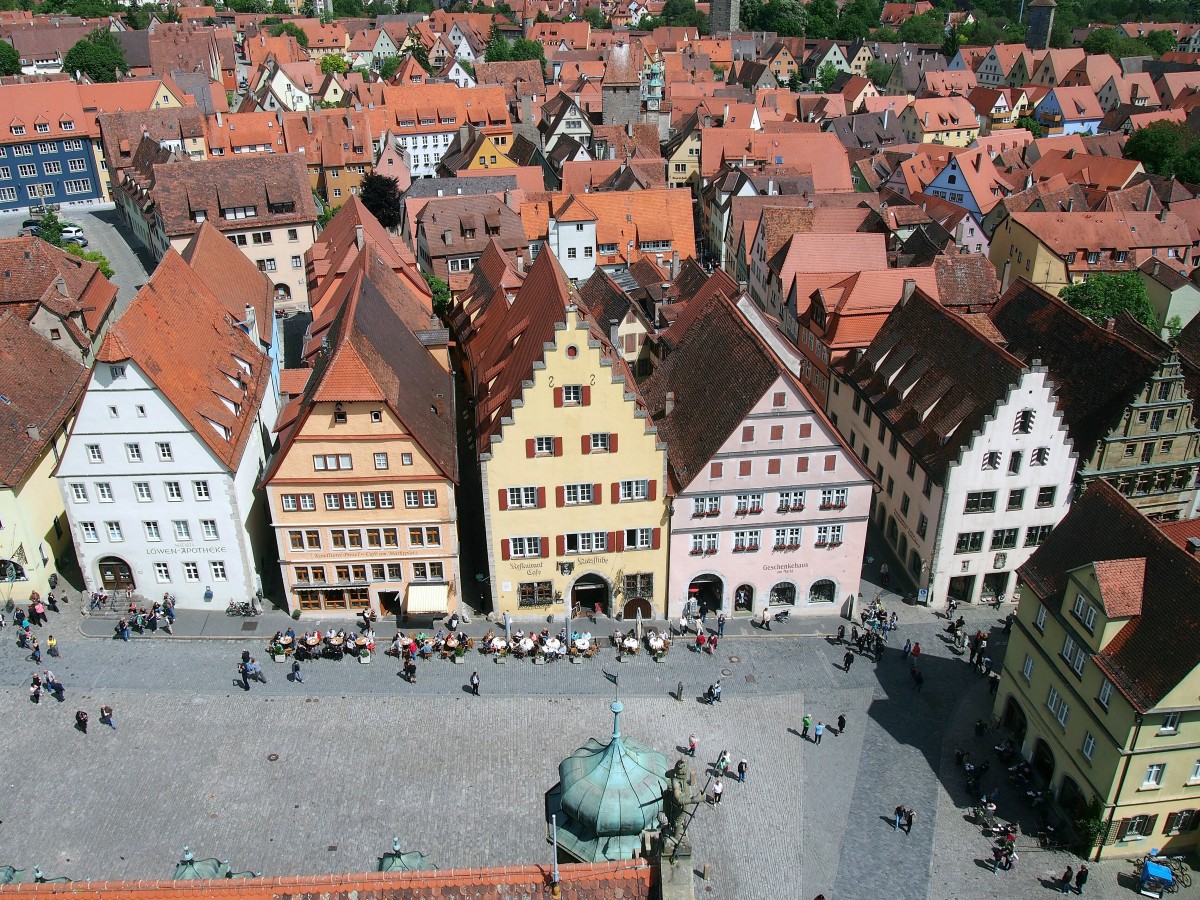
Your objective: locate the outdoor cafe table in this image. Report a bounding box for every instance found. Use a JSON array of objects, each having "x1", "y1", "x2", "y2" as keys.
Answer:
[
  {"x1": 545, "y1": 638, "x2": 562, "y2": 653},
  {"x1": 446, "y1": 637, "x2": 459, "y2": 649},
  {"x1": 648, "y1": 636, "x2": 665, "y2": 651},
  {"x1": 573, "y1": 638, "x2": 591, "y2": 652},
  {"x1": 279, "y1": 636, "x2": 293, "y2": 647},
  {"x1": 519, "y1": 638, "x2": 535, "y2": 653},
  {"x1": 490, "y1": 639, "x2": 507, "y2": 652},
  {"x1": 354, "y1": 638, "x2": 367, "y2": 648},
  {"x1": 328, "y1": 636, "x2": 344, "y2": 647},
  {"x1": 304, "y1": 636, "x2": 320, "y2": 647},
  {"x1": 622, "y1": 638, "x2": 638, "y2": 651}
]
